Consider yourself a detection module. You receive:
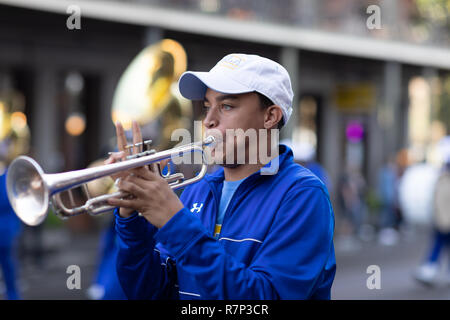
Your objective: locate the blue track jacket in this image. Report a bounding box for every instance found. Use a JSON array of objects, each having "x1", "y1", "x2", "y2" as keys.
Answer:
[{"x1": 115, "y1": 144, "x2": 336, "y2": 299}]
